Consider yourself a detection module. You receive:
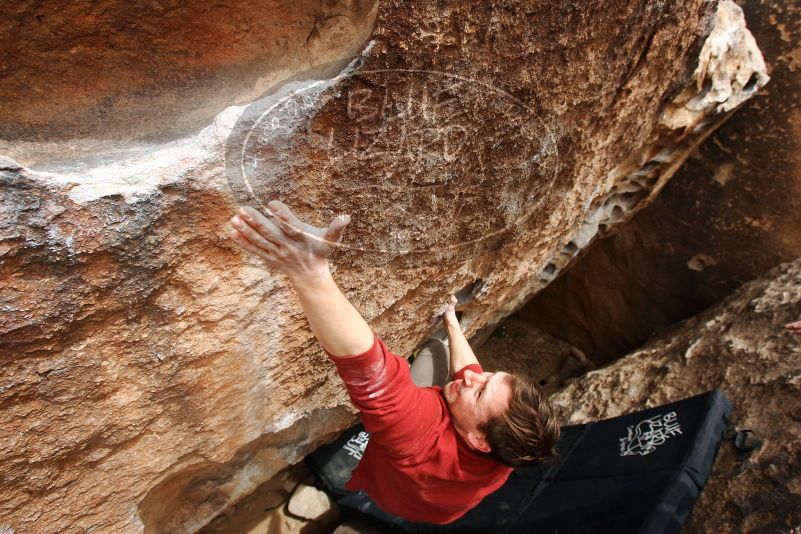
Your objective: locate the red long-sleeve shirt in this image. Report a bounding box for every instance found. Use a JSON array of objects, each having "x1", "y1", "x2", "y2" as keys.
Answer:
[{"x1": 328, "y1": 334, "x2": 513, "y2": 524}]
